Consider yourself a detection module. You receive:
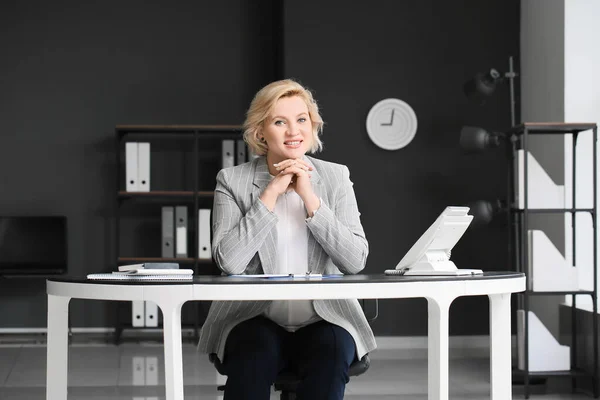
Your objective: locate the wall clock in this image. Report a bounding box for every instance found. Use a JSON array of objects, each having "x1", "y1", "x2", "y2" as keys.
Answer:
[{"x1": 365, "y1": 98, "x2": 418, "y2": 150}]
